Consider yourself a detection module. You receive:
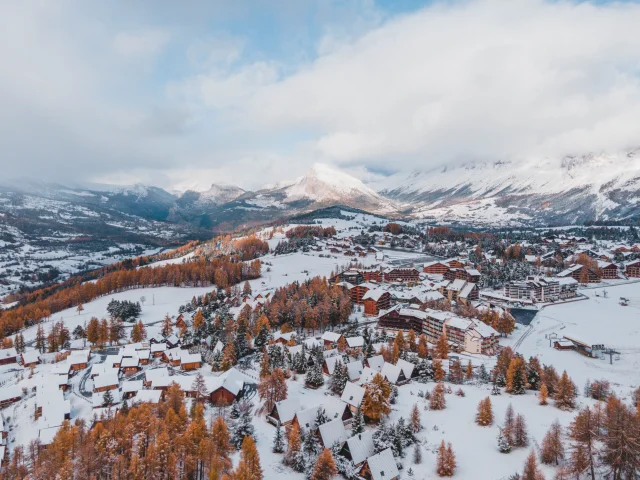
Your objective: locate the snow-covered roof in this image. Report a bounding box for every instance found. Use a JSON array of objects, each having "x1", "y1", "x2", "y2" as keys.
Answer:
[
  {"x1": 104, "y1": 354, "x2": 123, "y2": 367},
  {"x1": 459, "y1": 282, "x2": 477, "y2": 299},
  {"x1": 180, "y1": 353, "x2": 202, "y2": 365},
  {"x1": 131, "y1": 390, "x2": 162, "y2": 404},
  {"x1": 365, "y1": 448, "x2": 399, "y2": 480},
  {"x1": 346, "y1": 360, "x2": 364, "y2": 381},
  {"x1": 363, "y1": 289, "x2": 388, "y2": 301},
  {"x1": 341, "y1": 382, "x2": 365, "y2": 408},
  {"x1": 445, "y1": 316, "x2": 474, "y2": 331},
  {"x1": 397, "y1": 308, "x2": 428, "y2": 320},
  {"x1": 318, "y1": 418, "x2": 348, "y2": 447},
  {"x1": 151, "y1": 343, "x2": 167, "y2": 353},
  {"x1": 324, "y1": 356, "x2": 343, "y2": 375},
  {"x1": 0, "y1": 347, "x2": 17, "y2": 360},
  {"x1": 367, "y1": 355, "x2": 384, "y2": 372},
  {"x1": 121, "y1": 357, "x2": 139, "y2": 368},
  {"x1": 470, "y1": 320, "x2": 498, "y2": 338},
  {"x1": 273, "y1": 398, "x2": 300, "y2": 423},
  {"x1": 145, "y1": 367, "x2": 169, "y2": 382},
  {"x1": 345, "y1": 430, "x2": 375, "y2": 465},
  {"x1": 121, "y1": 380, "x2": 144, "y2": 393},
  {"x1": 93, "y1": 373, "x2": 119, "y2": 390},
  {"x1": 346, "y1": 336, "x2": 364, "y2": 348},
  {"x1": 304, "y1": 338, "x2": 323, "y2": 349},
  {"x1": 91, "y1": 364, "x2": 119, "y2": 377},
  {"x1": 39, "y1": 426, "x2": 61, "y2": 446},
  {"x1": 396, "y1": 358, "x2": 415, "y2": 379},
  {"x1": 556, "y1": 276, "x2": 578, "y2": 285},
  {"x1": 322, "y1": 331, "x2": 343, "y2": 342},
  {"x1": 0, "y1": 386, "x2": 21, "y2": 403},
  {"x1": 558, "y1": 264, "x2": 583, "y2": 276},
  {"x1": 21, "y1": 350, "x2": 40, "y2": 364},
  {"x1": 448, "y1": 278, "x2": 467, "y2": 292},
  {"x1": 381, "y1": 362, "x2": 402, "y2": 384}
]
